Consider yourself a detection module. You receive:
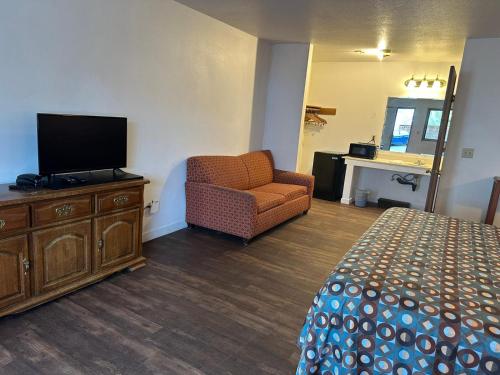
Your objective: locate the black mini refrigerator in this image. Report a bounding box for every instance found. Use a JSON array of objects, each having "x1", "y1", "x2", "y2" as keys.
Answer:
[{"x1": 312, "y1": 151, "x2": 347, "y2": 201}]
